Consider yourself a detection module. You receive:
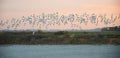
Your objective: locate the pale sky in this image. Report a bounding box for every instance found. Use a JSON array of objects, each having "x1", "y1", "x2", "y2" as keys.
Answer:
[{"x1": 0, "y1": 0, "x2": 120, "y2": 30}]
